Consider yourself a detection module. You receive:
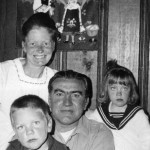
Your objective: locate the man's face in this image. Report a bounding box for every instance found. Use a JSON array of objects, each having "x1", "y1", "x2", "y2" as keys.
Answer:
[
  {"x1": 49, "y1": 78, "x2": 88, "y2": 129},
  {"x1": 12, "y1": 108, "x2": 52, "y2": 150}
]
